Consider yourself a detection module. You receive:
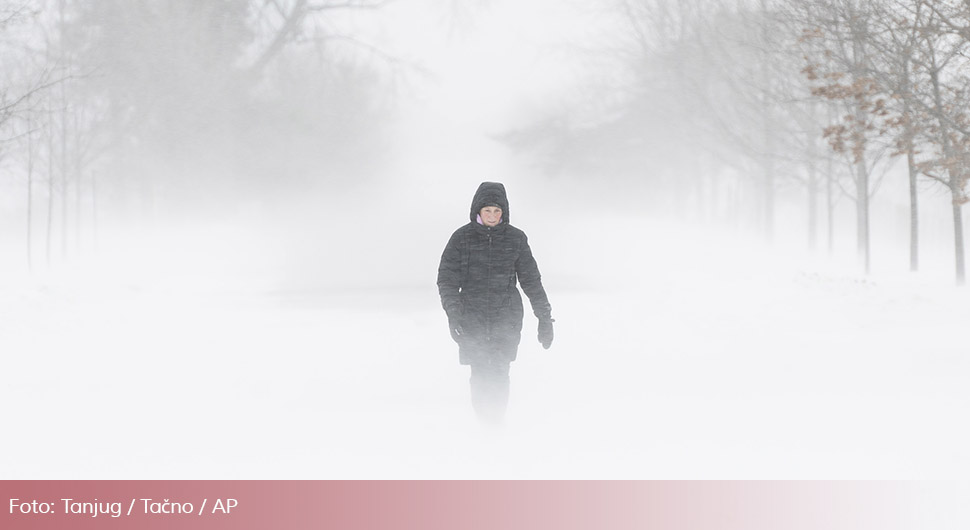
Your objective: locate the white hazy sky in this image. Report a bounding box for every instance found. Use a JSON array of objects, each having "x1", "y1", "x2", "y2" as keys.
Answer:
[
  {"x1": 369, "y1": 0, "x2": 612, "y2": 130},
  {"x1": 332, "y1": 0, "x2": 627, "y2": 225}
]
